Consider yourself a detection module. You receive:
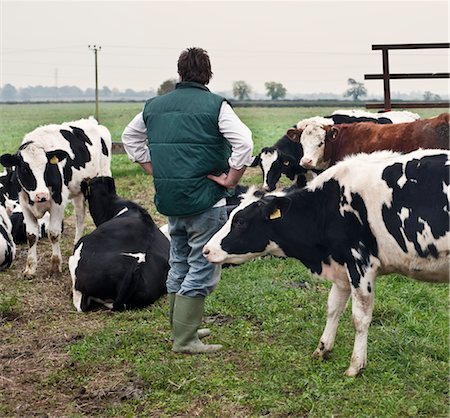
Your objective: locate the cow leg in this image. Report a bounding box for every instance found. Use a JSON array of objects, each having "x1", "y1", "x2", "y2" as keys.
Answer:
[
  {"x1": 345, "y1": 270, "x2": 376, "y2": 377},
  {"x1": 48, "y1": 205, "x2": 64, "y2": 274},
  {"x1": 72, "y1": 194, "x2": 85, "y2": 244},
  {"x1": 21, "y1": 205, "x2": 39, "y2": 278},
  {"x1": 69, "y1": 244, "x2": 83, "y2": 312},
  {"x1": 313, "y1": 280, "x2": 351, "y2": 360}
]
